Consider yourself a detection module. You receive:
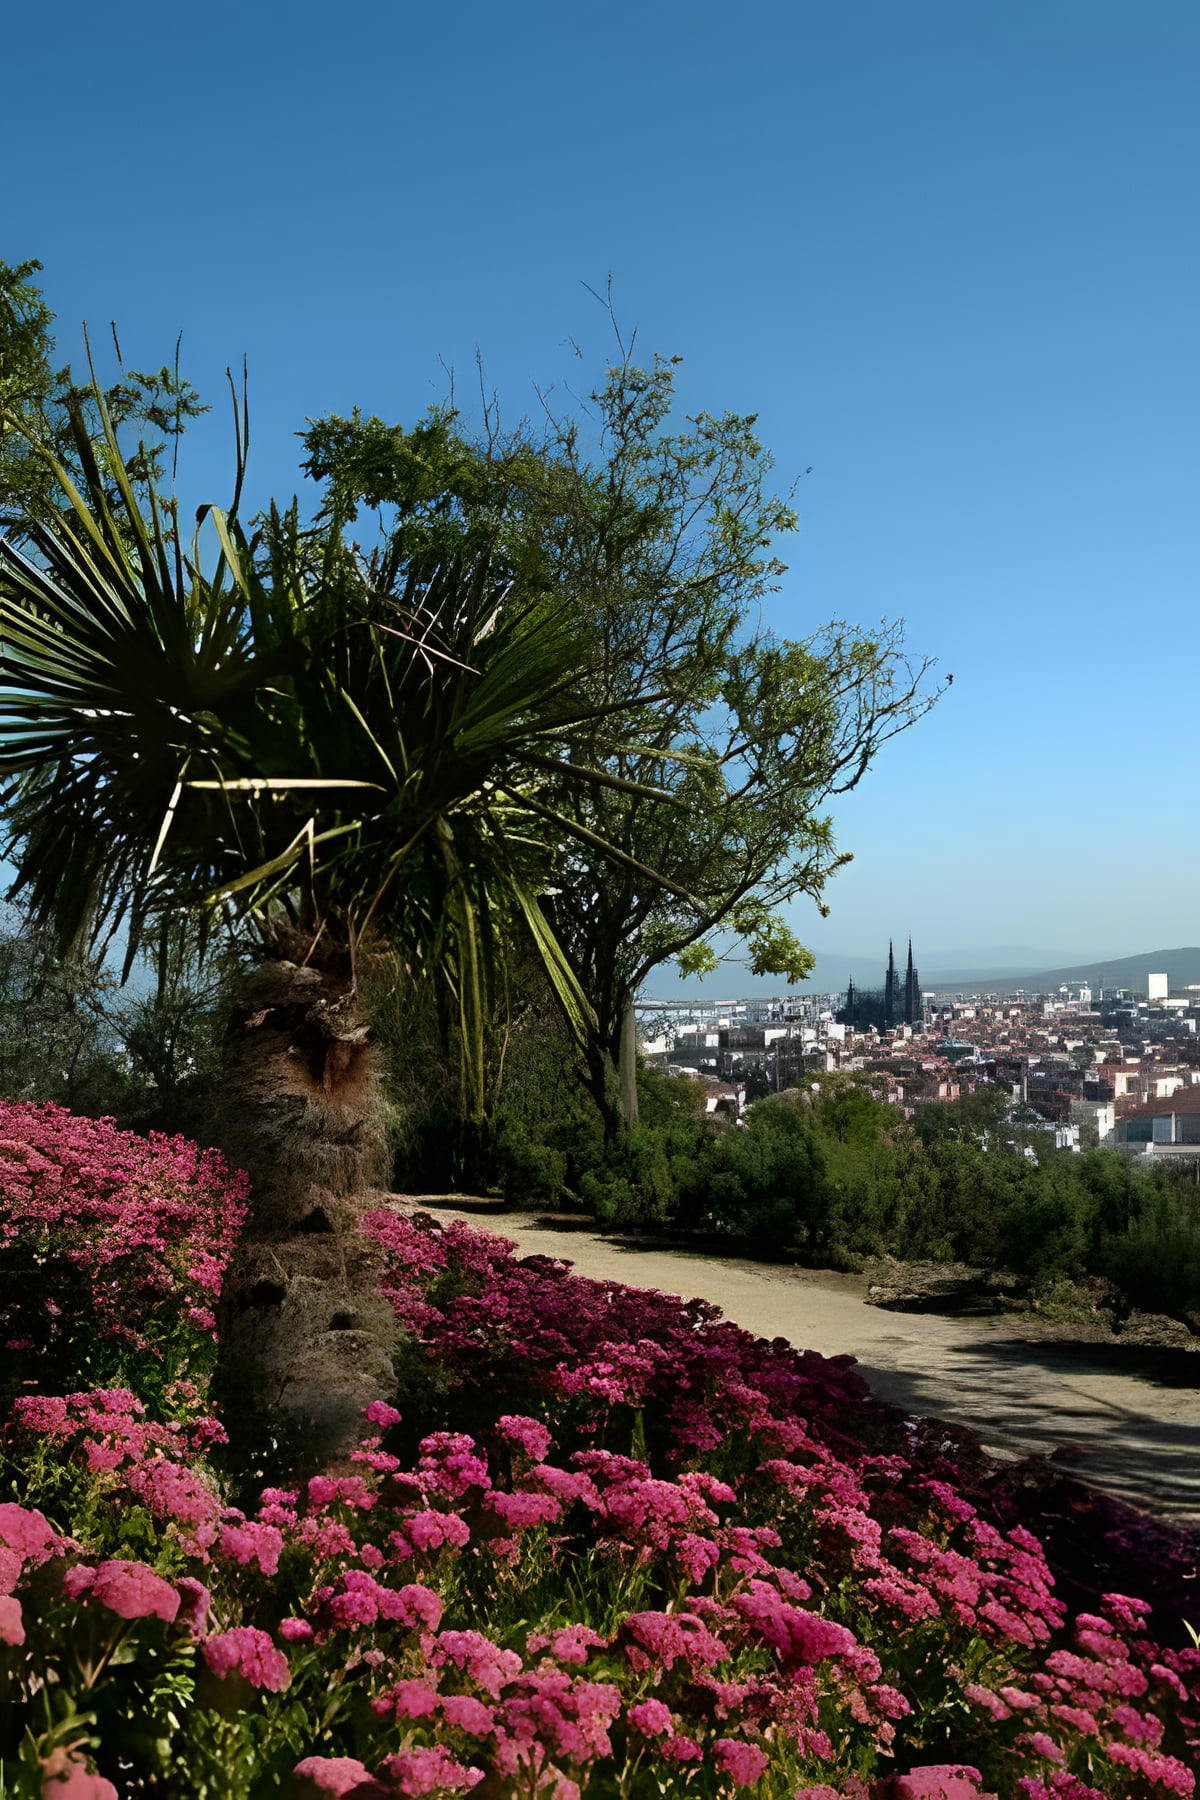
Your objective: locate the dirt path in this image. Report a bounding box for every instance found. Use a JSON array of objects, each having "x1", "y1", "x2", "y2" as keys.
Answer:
[{"x1": 406, "y1": 1199, "x2": 1200, "y2": 1521}]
